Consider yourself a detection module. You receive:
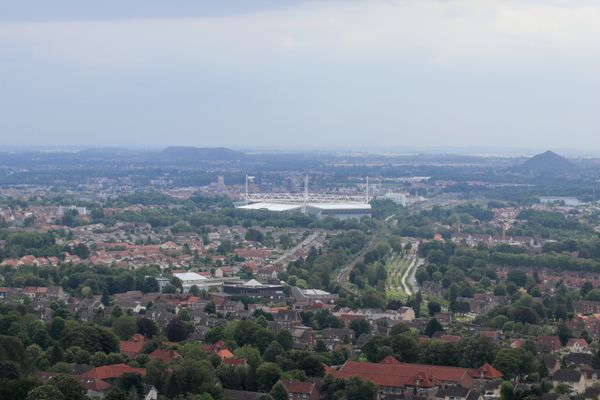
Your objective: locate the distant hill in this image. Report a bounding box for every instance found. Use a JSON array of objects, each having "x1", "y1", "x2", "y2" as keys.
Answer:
[
  {"x1": 159, "y1": 146, "x2": 245, "y2": 161},
  {"x1": 519, "y1": 150, "x2": 576, "y2": 173}
]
